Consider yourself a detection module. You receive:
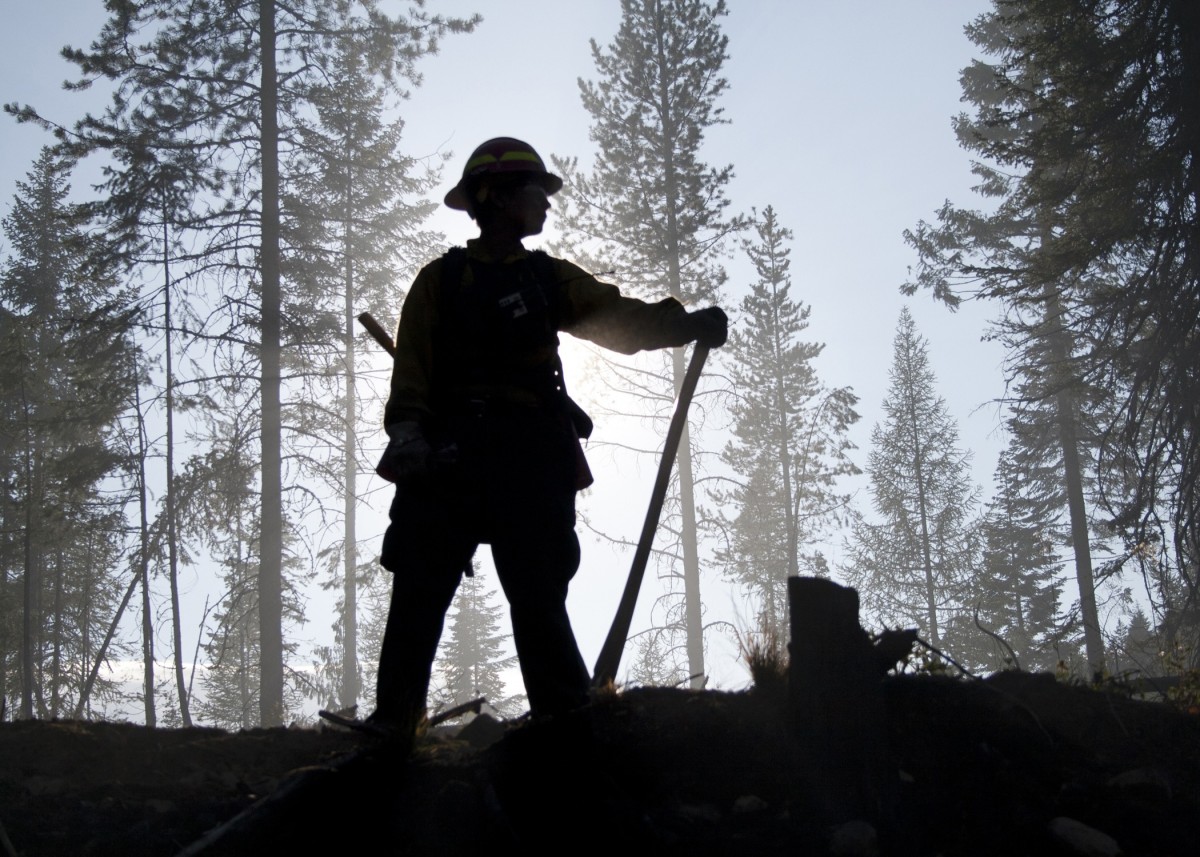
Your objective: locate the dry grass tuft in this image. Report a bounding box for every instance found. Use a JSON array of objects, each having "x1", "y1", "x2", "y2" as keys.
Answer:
[{"x1": 737, "y1": 623, "x2": 789, "y2": 699}]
